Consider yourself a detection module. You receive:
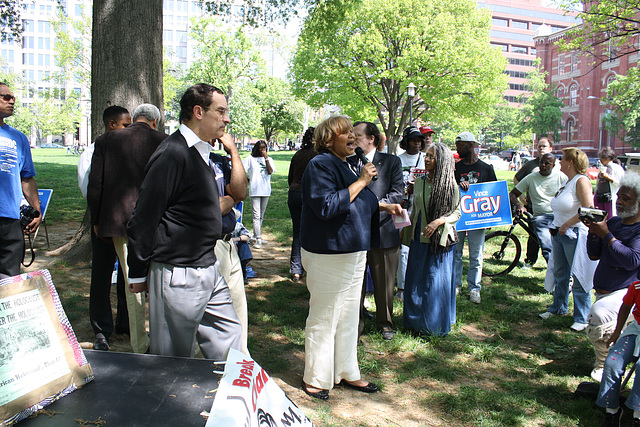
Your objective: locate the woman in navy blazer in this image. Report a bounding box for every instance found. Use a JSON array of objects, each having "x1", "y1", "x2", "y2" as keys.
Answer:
[{"x1": 299, "y1": 115, "x2": 401, "y2": 400}]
